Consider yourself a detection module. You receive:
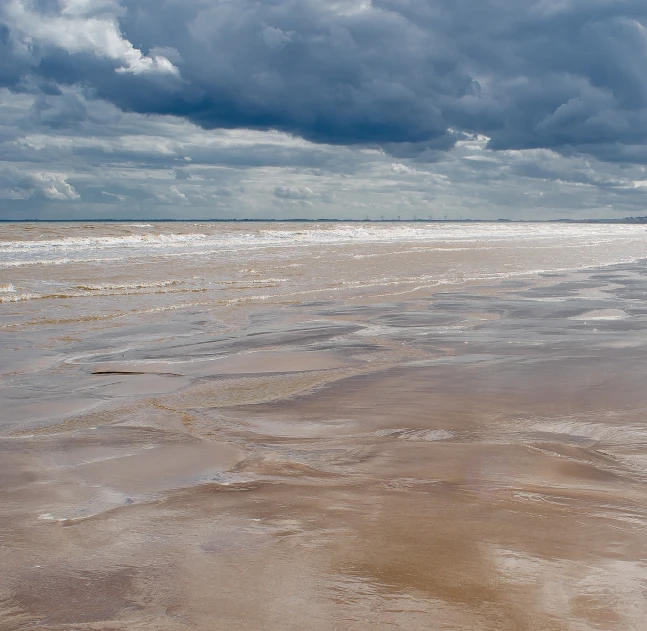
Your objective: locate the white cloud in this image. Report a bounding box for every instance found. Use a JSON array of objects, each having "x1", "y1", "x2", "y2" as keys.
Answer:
[
  {"x1": 4, "y1": 0, "x2": 179, "y2": 75},
  {"x1": 274, "y1": 186, "x2": 316, "y2": 200},
  {"x1": 31, "y1": 173, "x2": 80, "y2": 200}
]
